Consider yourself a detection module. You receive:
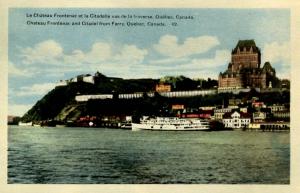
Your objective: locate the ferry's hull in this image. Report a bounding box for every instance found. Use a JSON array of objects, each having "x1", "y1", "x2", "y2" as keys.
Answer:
[{"x1": 132, "y1": 123, "x2": 210, "y2": 131}]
